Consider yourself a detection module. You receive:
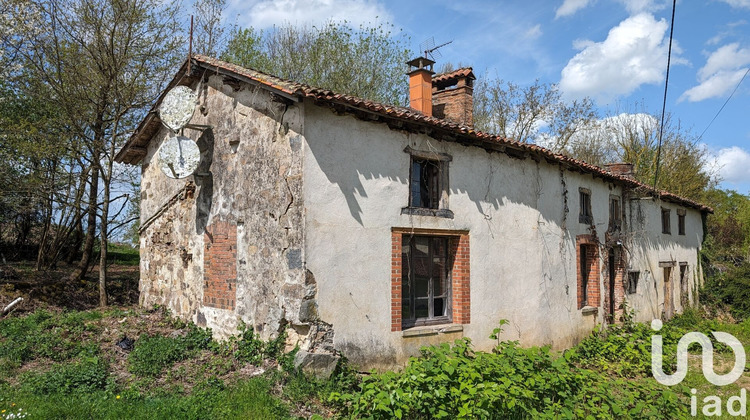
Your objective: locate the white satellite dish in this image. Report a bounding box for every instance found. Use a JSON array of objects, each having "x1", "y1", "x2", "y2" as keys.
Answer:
[
  {"x1": 159, "y1": 85, "x2": 198, "y2": 132},
  {"x1": 158, "y1": 135, "x2": 201, "y2": 179}
]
